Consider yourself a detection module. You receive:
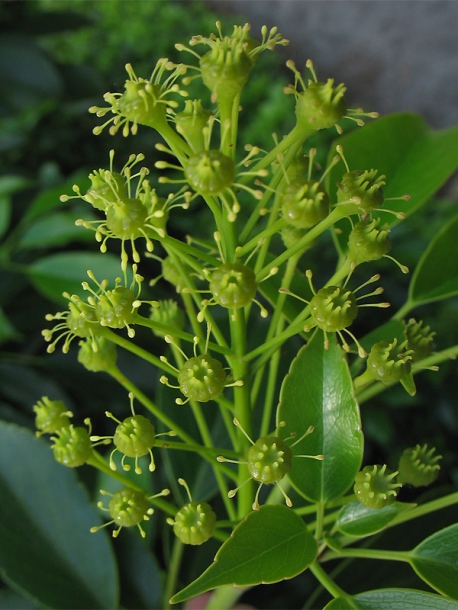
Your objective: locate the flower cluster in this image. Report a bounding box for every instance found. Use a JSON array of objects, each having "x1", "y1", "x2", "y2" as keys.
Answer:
[{"x1": 36, "y1": 22, "x2": 442, "y2": 561}]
